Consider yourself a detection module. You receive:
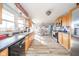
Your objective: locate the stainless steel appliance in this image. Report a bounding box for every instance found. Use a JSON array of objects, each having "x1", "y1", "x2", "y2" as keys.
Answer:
[{"x1": 70, "y1": 8, "x2": 79, "y2": 56}]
